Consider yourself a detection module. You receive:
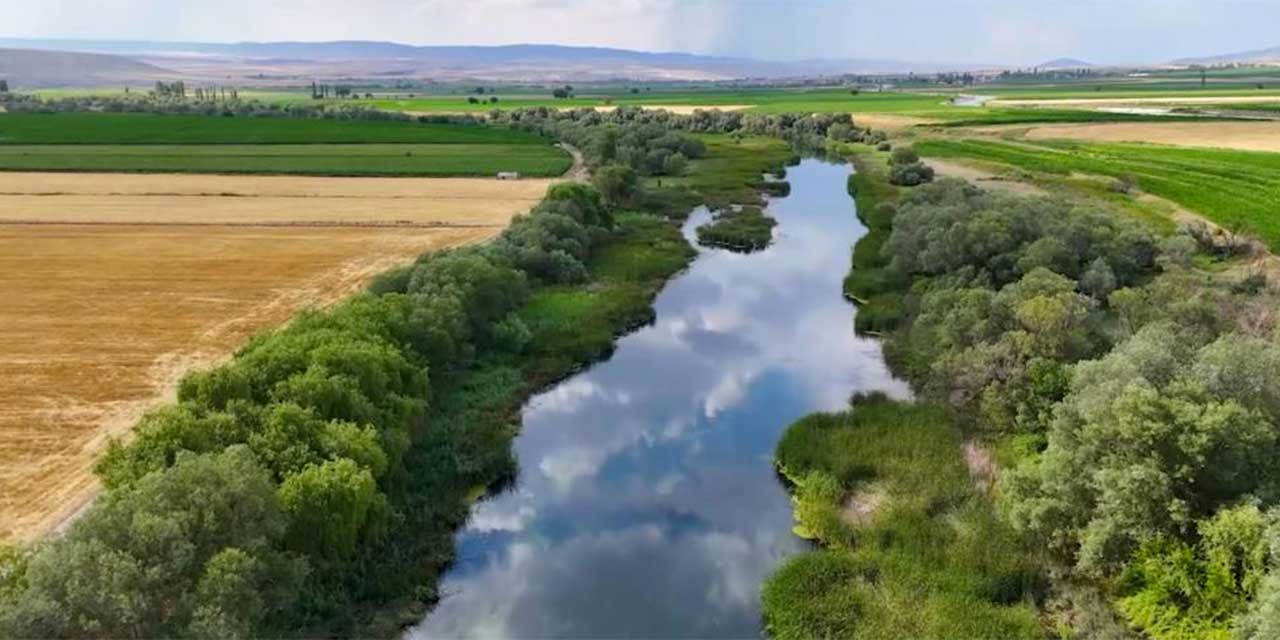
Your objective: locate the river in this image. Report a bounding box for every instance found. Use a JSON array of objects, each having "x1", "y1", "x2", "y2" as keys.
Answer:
[{"x1": 409, "y1": 158, "x2": 909, "y2": 638}]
